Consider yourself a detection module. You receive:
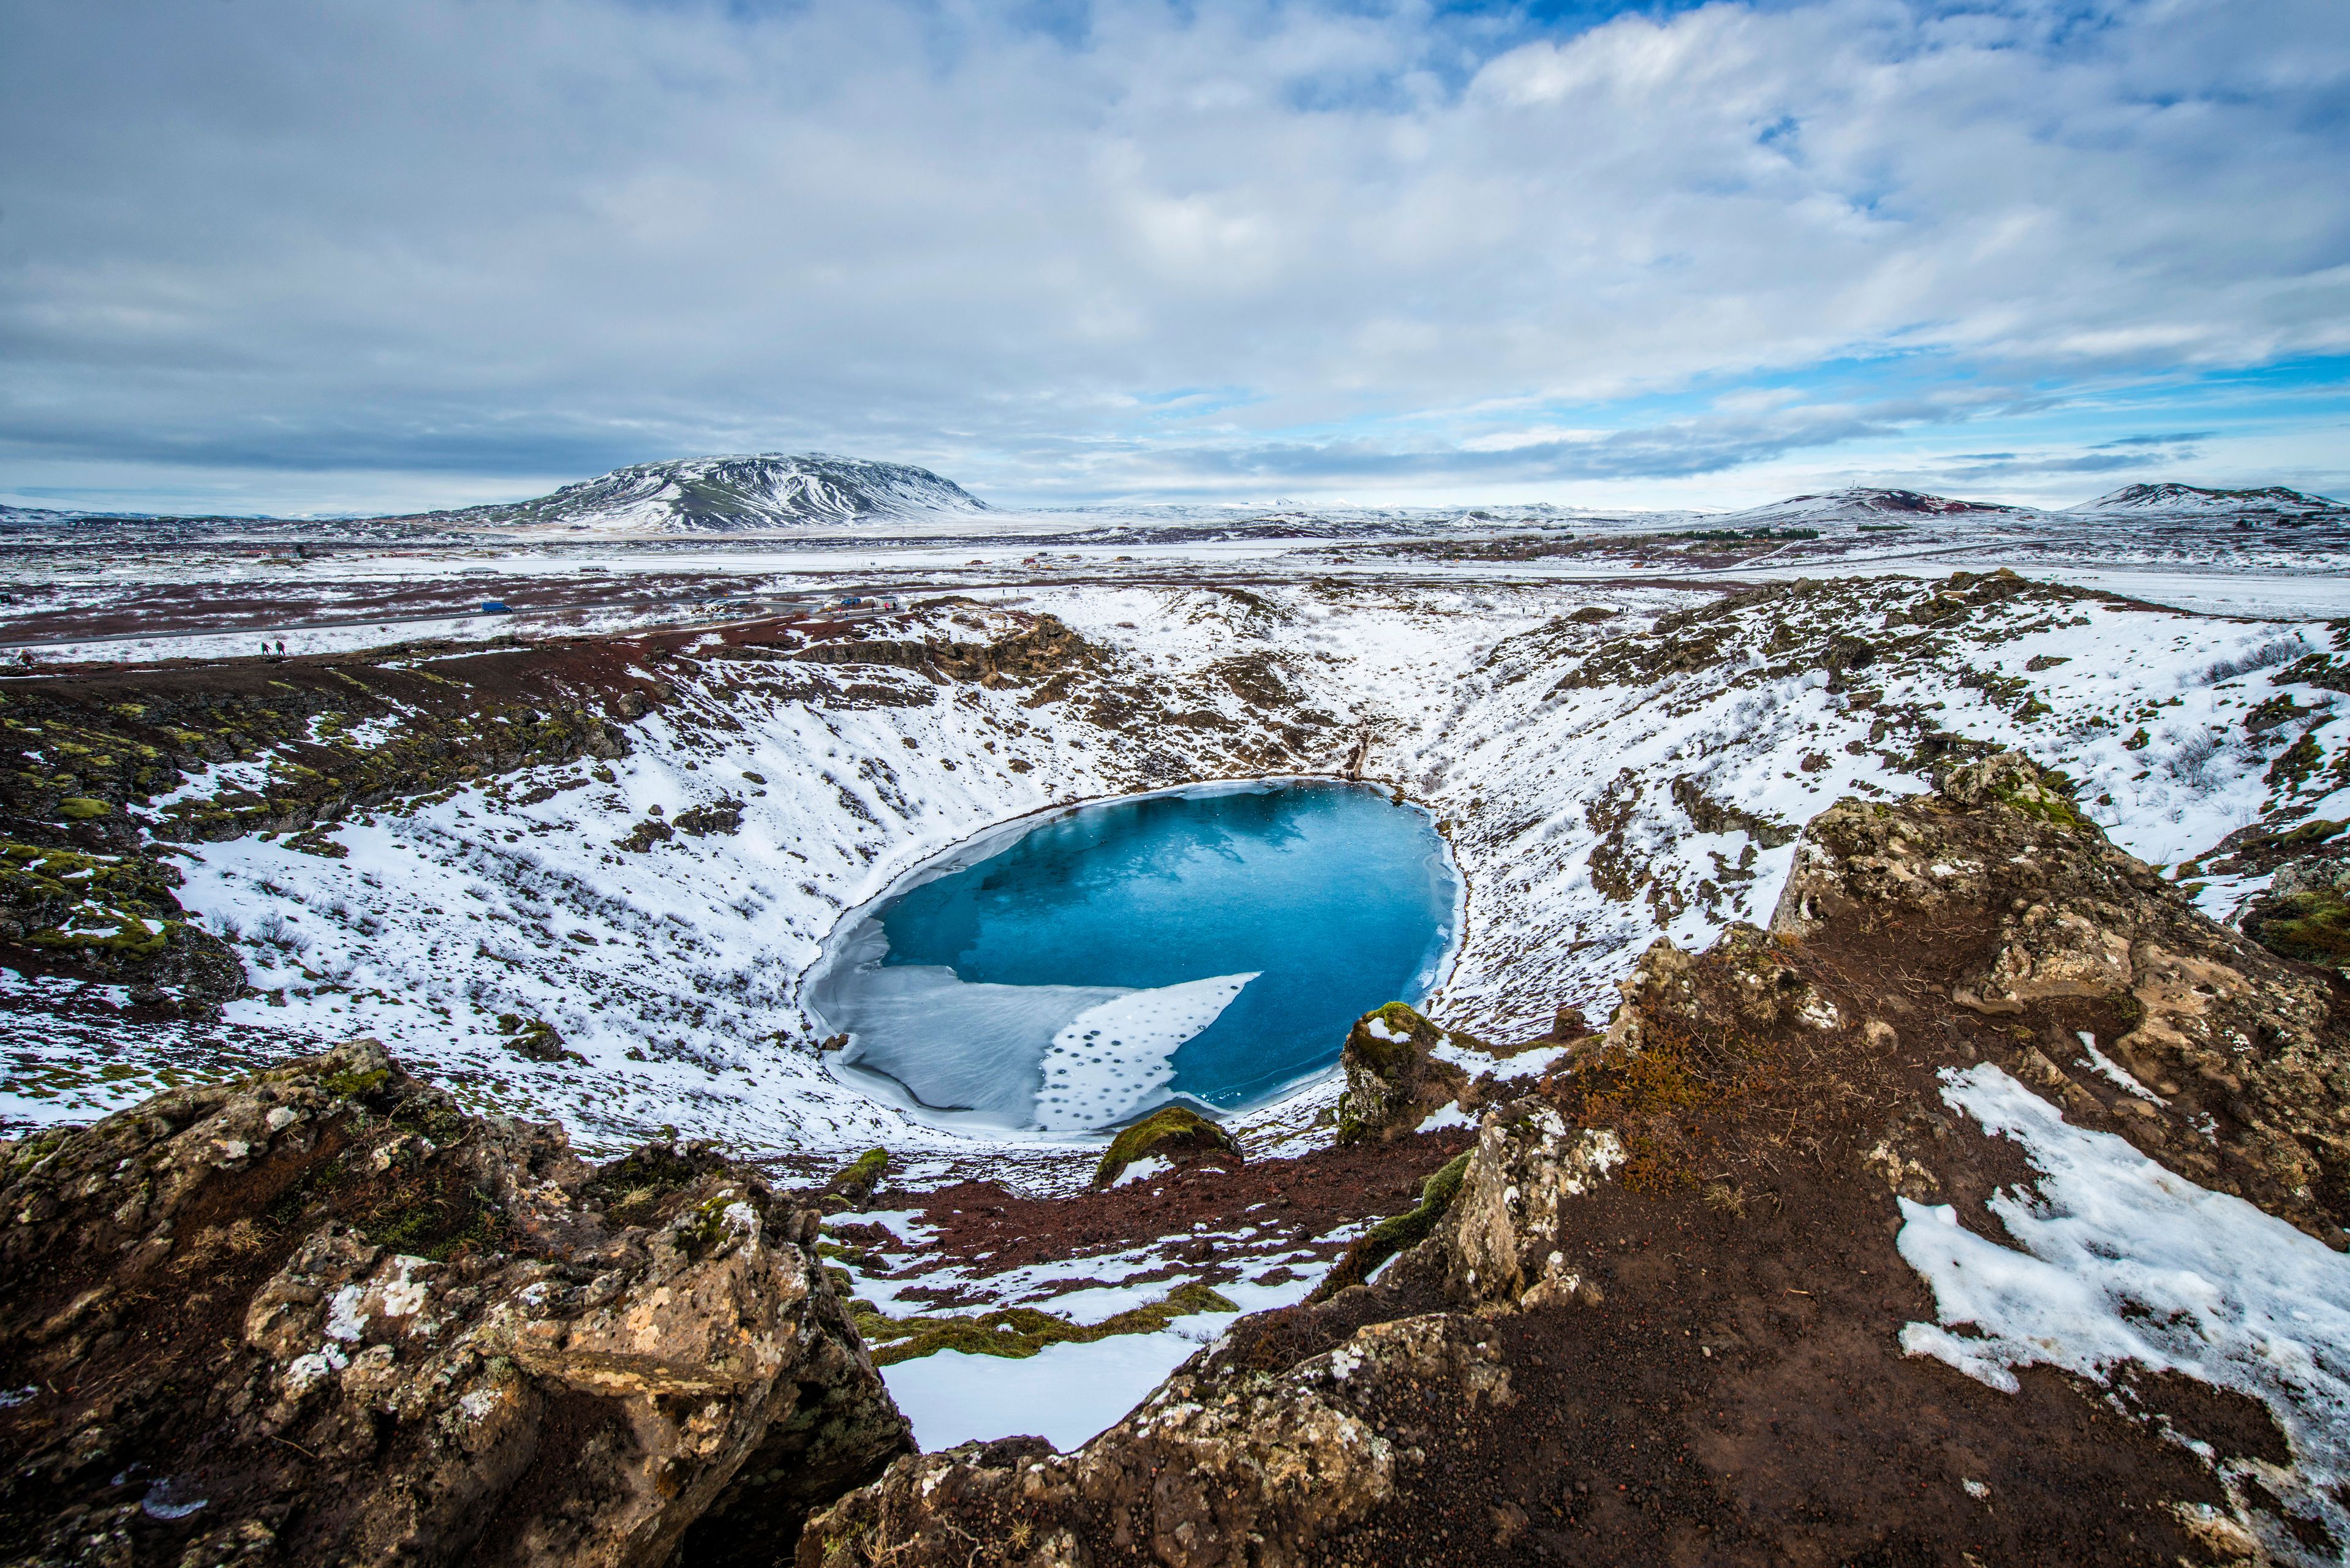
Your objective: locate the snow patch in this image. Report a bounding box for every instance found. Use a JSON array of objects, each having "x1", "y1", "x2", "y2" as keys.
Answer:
[
  {"x1": 1897, "y1": 1063, "x2": 2350, "y2": 1550},
  {"x1": 882, "y1": 1329, "x2": 1210, "y2": 1453}
]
